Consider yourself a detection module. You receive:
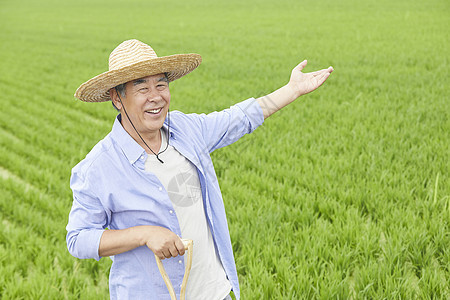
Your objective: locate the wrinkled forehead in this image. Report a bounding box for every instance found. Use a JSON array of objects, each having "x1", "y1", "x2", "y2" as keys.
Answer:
[{"x1": 128, "y1": 73, "x2": 169, "y2": 87}]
